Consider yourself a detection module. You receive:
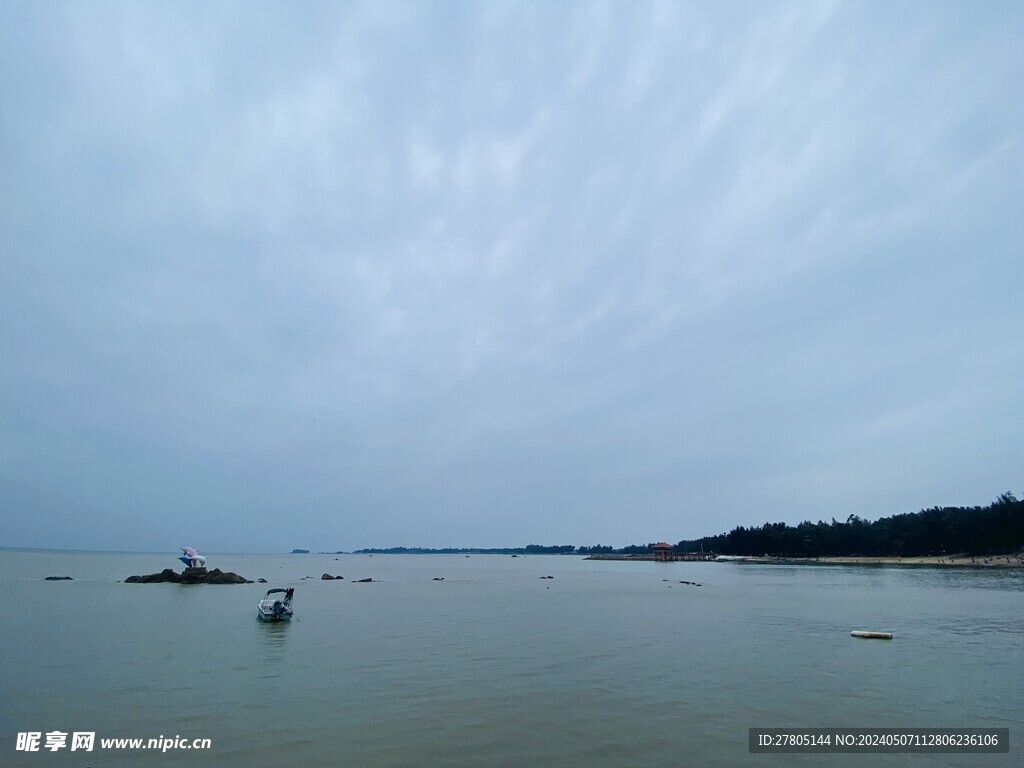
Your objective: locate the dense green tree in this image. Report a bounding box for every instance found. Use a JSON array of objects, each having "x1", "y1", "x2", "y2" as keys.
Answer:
[{"x1": 668, "y1": 492, "x2": 1023, "y2": 557}]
